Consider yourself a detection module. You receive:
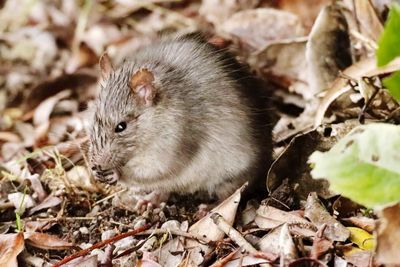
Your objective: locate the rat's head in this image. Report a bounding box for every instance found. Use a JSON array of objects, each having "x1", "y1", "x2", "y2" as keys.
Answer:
[{"x1": 87, "y1": 53, "x2": 159, "y2": 185}]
